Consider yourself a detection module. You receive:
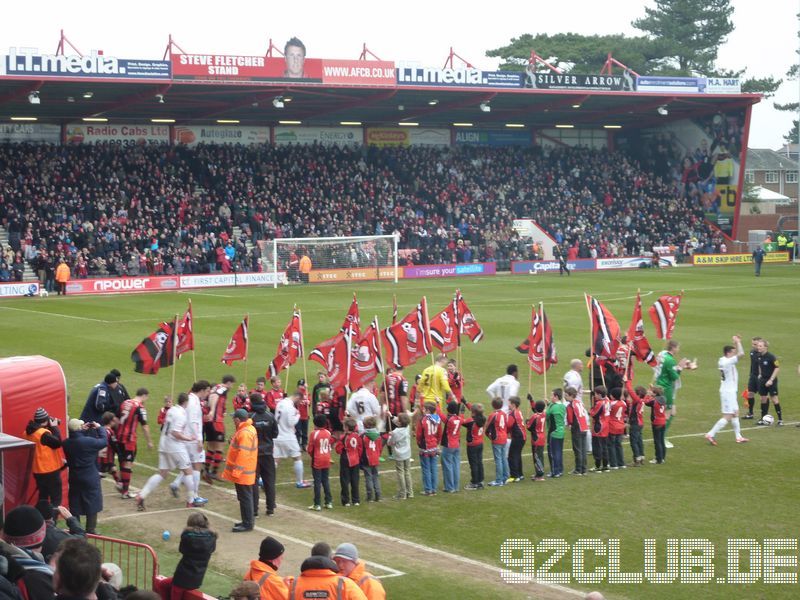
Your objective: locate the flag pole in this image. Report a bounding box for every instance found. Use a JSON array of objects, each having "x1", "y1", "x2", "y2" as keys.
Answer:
[
  {"x1": 374, "y1": 315, "x2": 392, "y2": 430},
  {"x1": 299, "y1": 308, "x2": 309, "y2": 388},
  {"x1": 540, "y1": 302, "x2": 547, "y2": 403},
  {"x1": 189, "y1": 299, "x2": 197, "y2": 381},
  {"x1": 585, "y1": 293, "x2": 594, "y2": 393},
  {"x1": 170, "y1": 313, "x2": 179, "y2": 402},
  {"x1": 243, "y1": 314, "x2": 249, "y2": 386},
  {"x1": 285, "y1": 306, "x2": 294, "y2": 391},
  {"x1": 422, "y1": 296, "x2": 435, "y2": 367}
]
